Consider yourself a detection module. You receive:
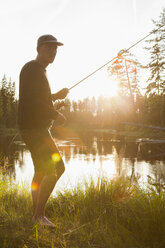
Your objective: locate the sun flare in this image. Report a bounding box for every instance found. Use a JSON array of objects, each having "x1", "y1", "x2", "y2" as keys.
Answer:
[
  {"x1": 98, "y1": 76, "x2": 119, "y2": 98},
  {"x1": 106, "y1": 79, "x2": 119, "y2": 97}
]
